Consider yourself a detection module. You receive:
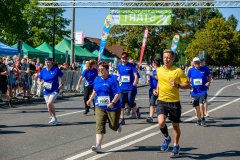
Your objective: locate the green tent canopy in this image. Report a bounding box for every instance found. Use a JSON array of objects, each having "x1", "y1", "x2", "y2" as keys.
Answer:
[
  {"x1": 12, "y1": 42, "x2": 48, "y2": 63},
  {"x1": 35, "y1": 42, "x2": 68, "y2": 64},
  {"x1": 55, "y1": 38, "x2": 98, "y2": 63},
  {"x1": 92, "y1": 50, "x2": 114, "y2": 62}
]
